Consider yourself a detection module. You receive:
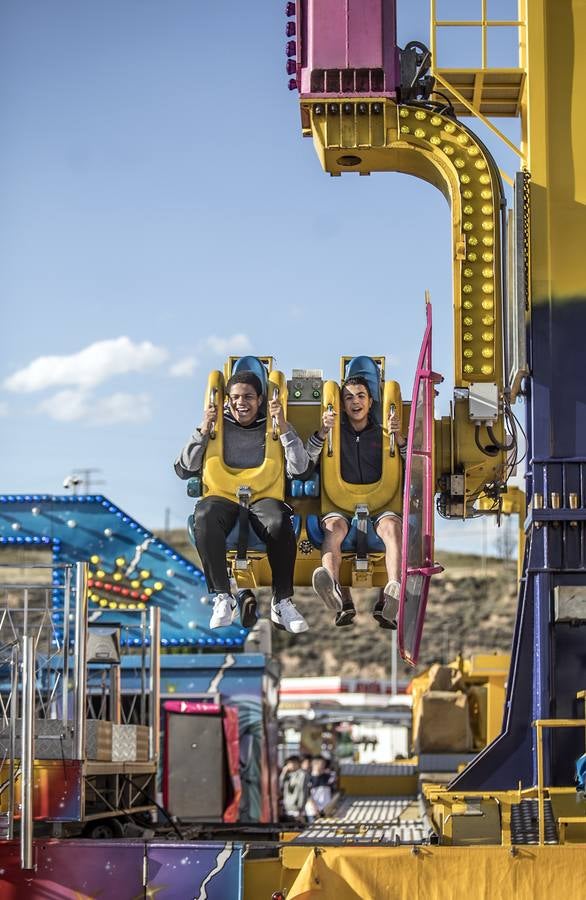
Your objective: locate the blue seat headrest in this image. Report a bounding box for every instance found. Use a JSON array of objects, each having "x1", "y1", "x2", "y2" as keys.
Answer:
[{"x1": 343, "y1": 356, "x2": 382, "y2": 424}]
